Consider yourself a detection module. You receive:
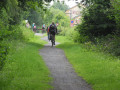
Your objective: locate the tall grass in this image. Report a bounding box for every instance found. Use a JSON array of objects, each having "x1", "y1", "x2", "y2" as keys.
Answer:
[
  {"x1": 56, "y1": 35, "x2": 71, "y2": 43},
  {"x1": 56, "y1": 36, "x2": 120, "y2": 90},
  {"x1": 0, "y1": 30, "x2": 52, "y2": 90}
]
